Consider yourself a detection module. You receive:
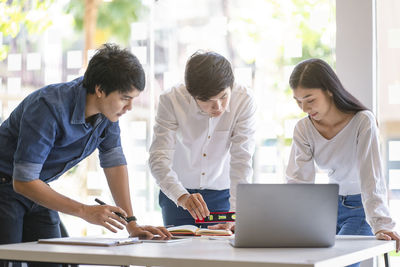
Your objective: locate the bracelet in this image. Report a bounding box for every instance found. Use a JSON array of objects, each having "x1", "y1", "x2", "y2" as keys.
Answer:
[{"x1": 126, "y1": 216, "x2": 137, "y2": 223}]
